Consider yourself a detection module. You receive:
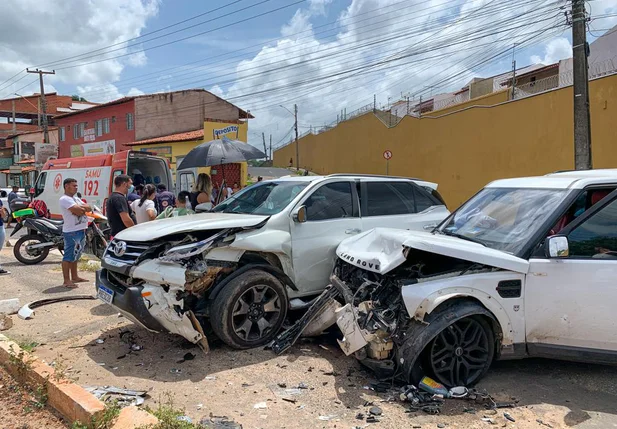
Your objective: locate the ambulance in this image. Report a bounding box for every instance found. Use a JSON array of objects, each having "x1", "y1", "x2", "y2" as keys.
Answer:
[{"x1": 33, "y1": 151, "x2": 173, "y2": 218}]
